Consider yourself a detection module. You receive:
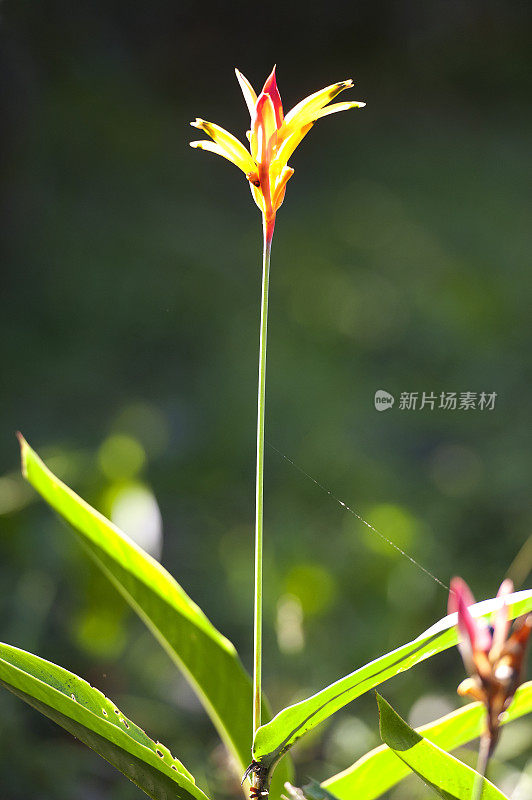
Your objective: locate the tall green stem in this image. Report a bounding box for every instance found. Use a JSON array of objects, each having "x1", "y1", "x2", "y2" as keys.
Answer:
[
  {"x1": 472, "y1": 733, "x2": 491, "y2": 800},
  {"x1": 253, "y1": 216, "x2": 273, "y2": 737}
]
